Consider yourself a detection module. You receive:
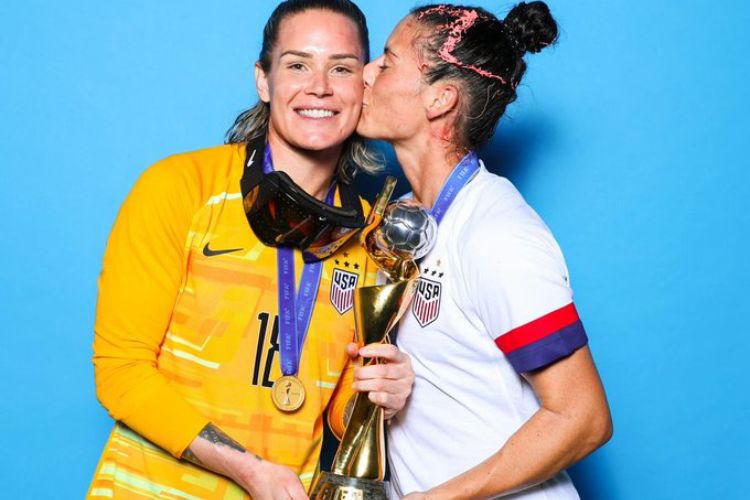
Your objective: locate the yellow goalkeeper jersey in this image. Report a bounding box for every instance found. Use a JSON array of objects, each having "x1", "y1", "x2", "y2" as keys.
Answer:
[{"x1": 87, "y1": 143, "x2": 374, "y2": 499}]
